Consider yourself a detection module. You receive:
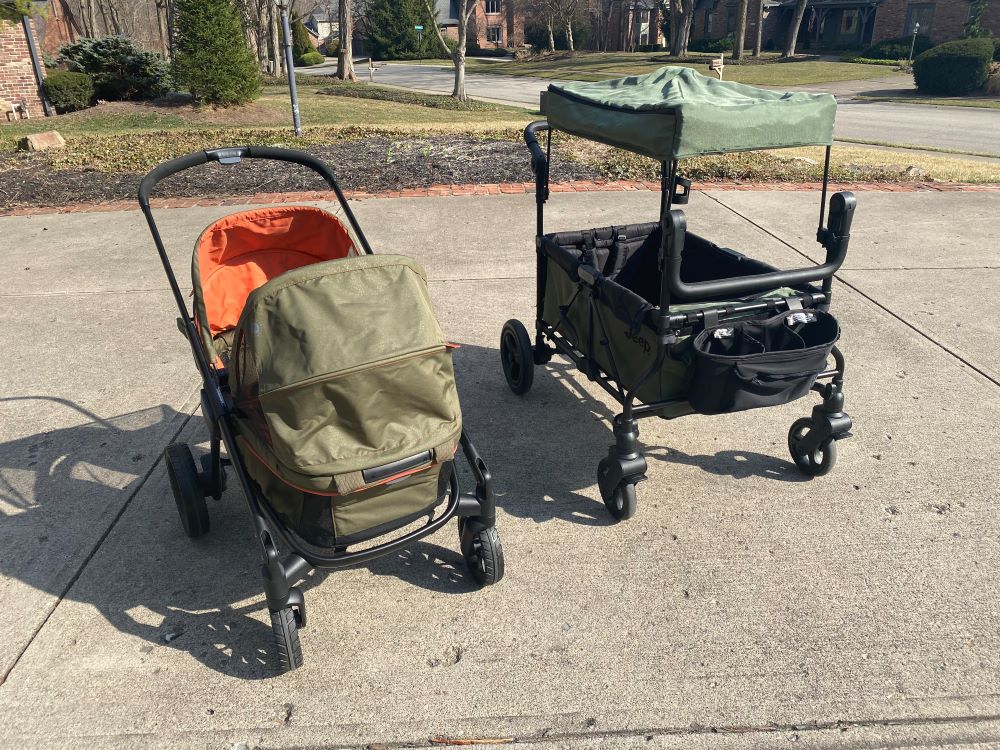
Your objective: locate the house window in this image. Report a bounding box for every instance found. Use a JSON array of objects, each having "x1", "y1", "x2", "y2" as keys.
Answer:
[
  {"x1": 840, "y1": 9, "x2": 859, "y2": 35},
  {"x1": 486, "y1": 25, "x2": 503, "y2": 43},
  {"x1": 903, "y1": 2, "x2": 934, "y2": 36},
  {"x1": 485, "y1": 0, "x2": 501, "y2": 14}
]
